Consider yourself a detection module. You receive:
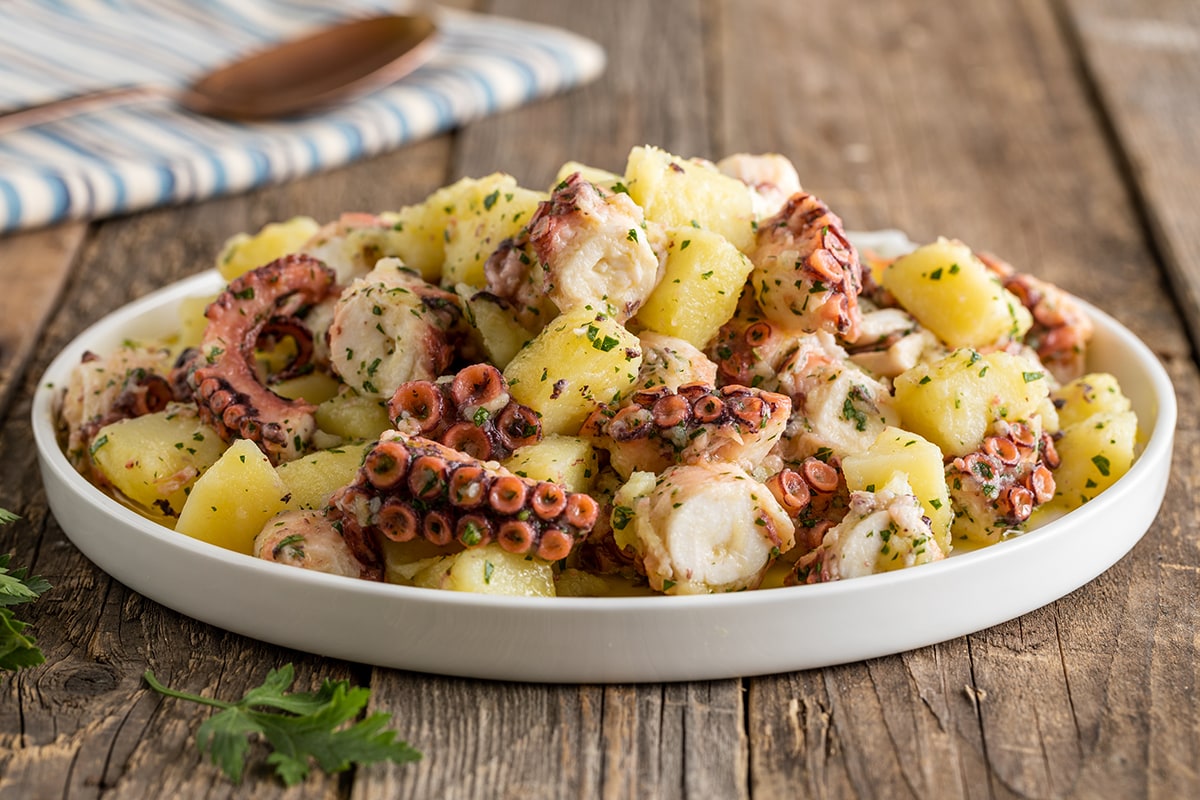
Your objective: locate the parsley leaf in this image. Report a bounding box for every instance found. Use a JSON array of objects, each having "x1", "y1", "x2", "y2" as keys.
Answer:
[
  {"x1": 0, "y1": 510, "x2": 50, "y2": 675},
  {"x1": 143, "y1": 664, "x2": 421, "y2": 786}
]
